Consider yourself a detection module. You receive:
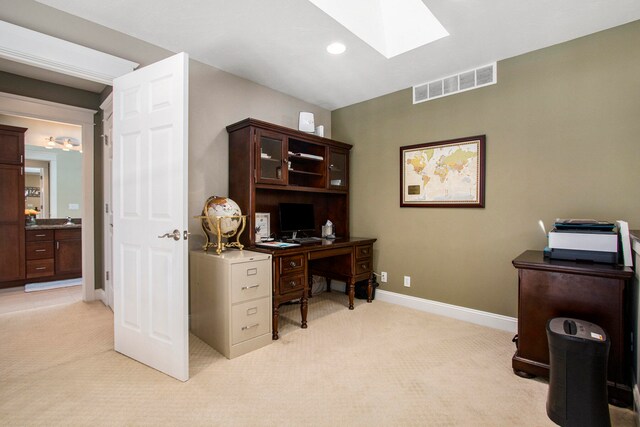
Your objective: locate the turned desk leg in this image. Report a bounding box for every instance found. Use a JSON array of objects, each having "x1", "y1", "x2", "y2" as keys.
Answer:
[
  {"x1": 272, "y1": 304, "x2": 279, "y2": 340},
  {"x1": 366, "y1": 274, "x2": 373, "y2": 303},
  {"x1": 301, "y1": 295, "x2": 308, "y2": 328},
  {"x1": 348, "y1": 278, "x2": 355, "y2": 310}
]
